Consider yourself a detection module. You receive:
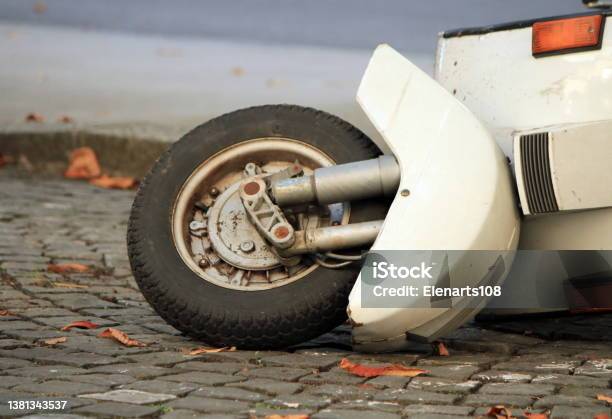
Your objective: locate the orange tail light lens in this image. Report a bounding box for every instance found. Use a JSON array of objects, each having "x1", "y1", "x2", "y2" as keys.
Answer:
[{"x1": 533, "y1": 14, "x2": 603, "y2": 56}]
